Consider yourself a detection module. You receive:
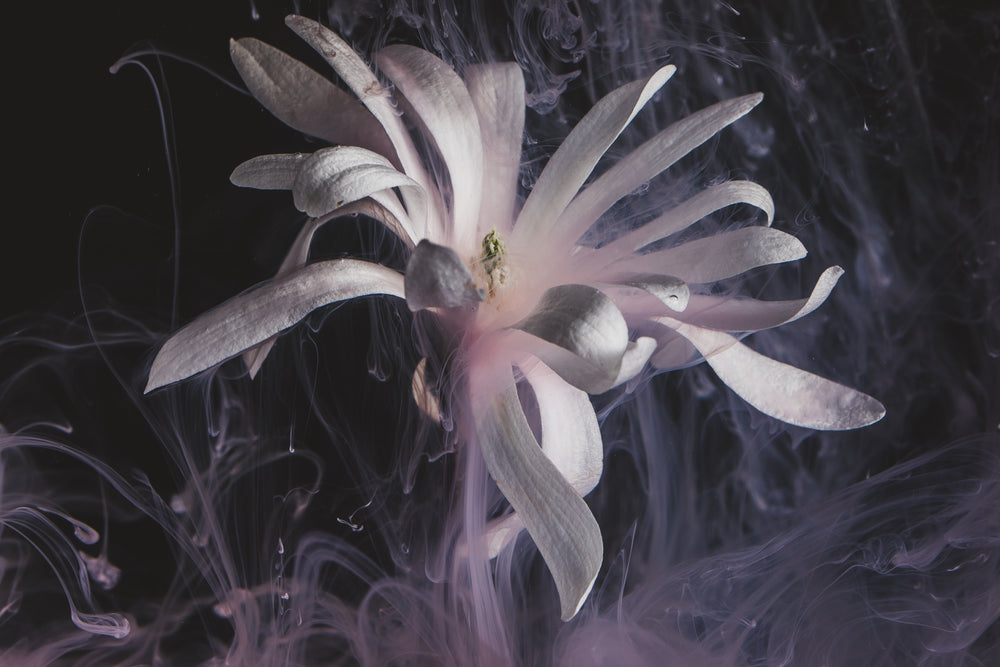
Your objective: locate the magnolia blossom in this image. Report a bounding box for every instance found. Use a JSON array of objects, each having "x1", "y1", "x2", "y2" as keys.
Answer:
[{"x1": 145, "y1": 16, "x2": 884, "y2": 620}]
